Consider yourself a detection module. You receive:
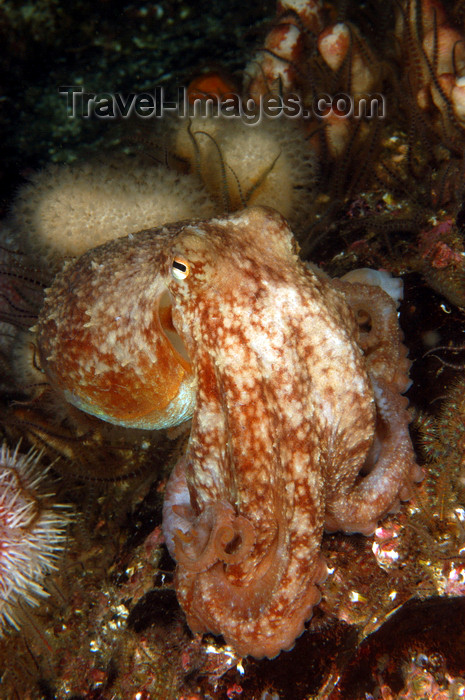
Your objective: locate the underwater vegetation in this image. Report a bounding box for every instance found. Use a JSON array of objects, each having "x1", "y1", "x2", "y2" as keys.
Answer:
[{"x1": 3, "y1": 0, "x2": 465, "y2": 698}]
